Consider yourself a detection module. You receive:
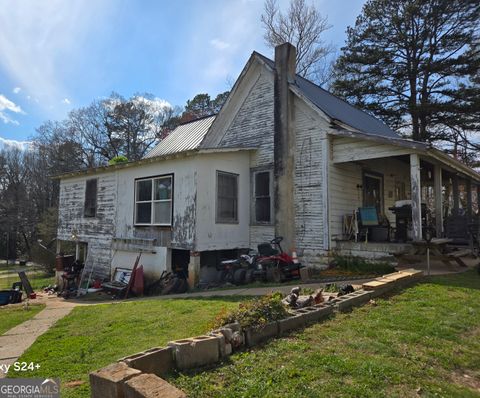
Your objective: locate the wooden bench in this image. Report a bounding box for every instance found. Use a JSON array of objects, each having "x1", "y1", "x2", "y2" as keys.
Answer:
[
  {"x1": 397, "y1": 239, "x2": 472, "y2": 268},
  {"x1": 446, "y1": 249, "x2": 472, "y2": 267}
]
